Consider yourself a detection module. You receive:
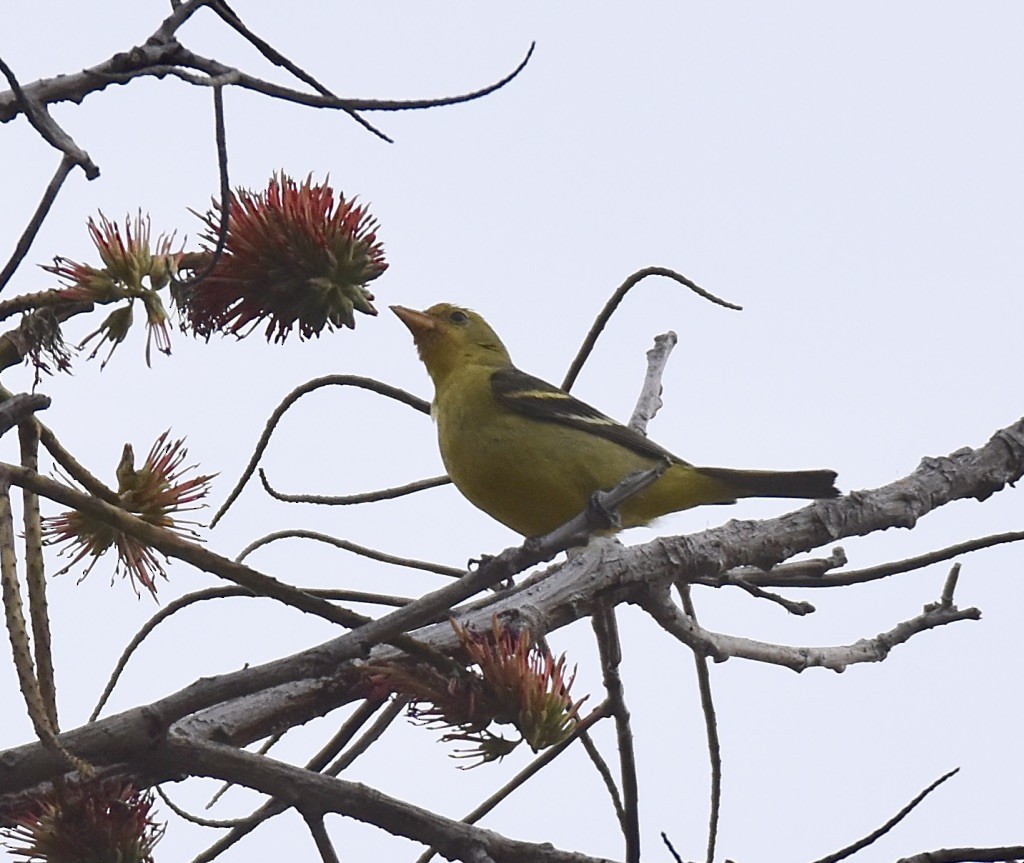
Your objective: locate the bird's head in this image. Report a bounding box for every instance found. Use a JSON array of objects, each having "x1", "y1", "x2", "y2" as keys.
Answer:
[{"x1": 391, "y1": 303, "x2": 511, "y2": 385}]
